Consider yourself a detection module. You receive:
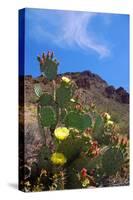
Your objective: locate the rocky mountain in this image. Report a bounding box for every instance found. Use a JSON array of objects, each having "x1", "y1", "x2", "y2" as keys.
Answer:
[
  {"x1": 62, "y1": 71, "x2": 129, "y2": 104},
  {"x1": 23, "y1": 70, "x2": 129, "y2": 104}
]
